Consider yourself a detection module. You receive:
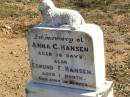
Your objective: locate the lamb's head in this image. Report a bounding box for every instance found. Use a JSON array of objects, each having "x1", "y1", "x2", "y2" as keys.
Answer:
[{"x1": 38, "y1": 0, "x2": 56, "y2": 11}]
